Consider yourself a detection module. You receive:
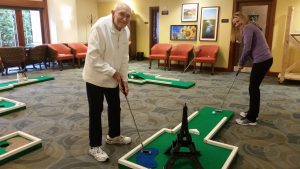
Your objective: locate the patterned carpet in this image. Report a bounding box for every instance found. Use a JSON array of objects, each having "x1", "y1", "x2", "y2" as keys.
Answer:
[{"x1": 0, "y1": 61, "x2": 299, "y2": 169}]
